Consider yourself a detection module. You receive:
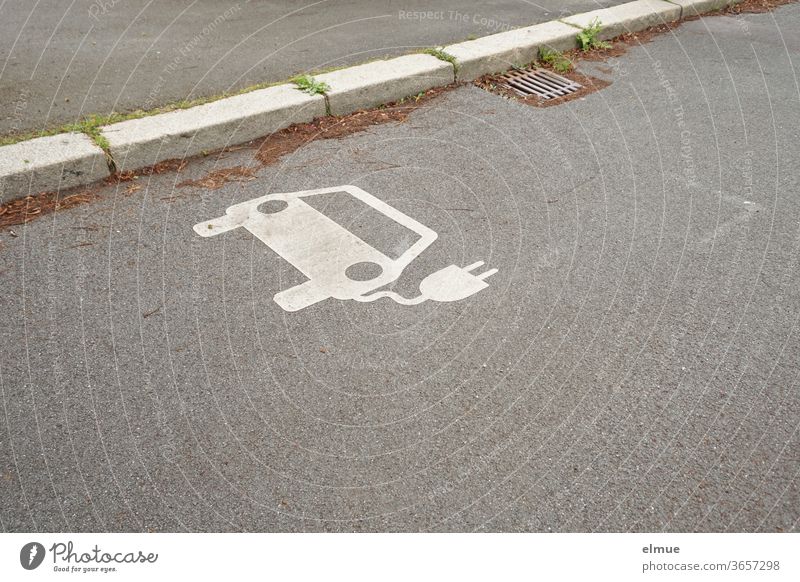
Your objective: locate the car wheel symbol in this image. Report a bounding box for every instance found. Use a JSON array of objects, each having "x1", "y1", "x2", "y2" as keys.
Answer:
[{"x1": 345, "y1": 261, "x2": 383, "y2": 282}]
